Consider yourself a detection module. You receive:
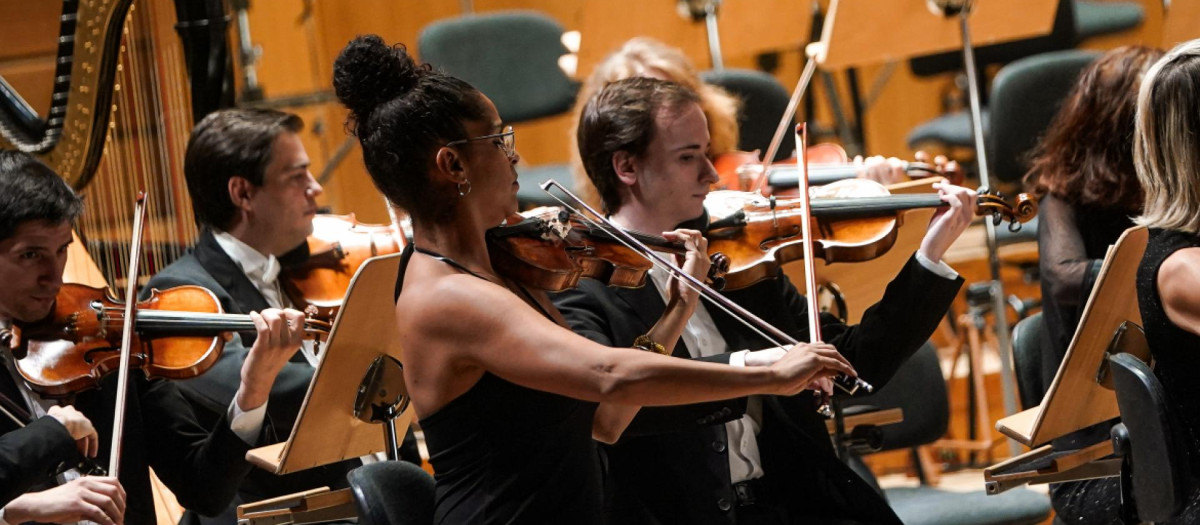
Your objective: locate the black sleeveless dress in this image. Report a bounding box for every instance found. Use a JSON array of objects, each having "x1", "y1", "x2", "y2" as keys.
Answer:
[
  {"x1": 1051, "y1": 228, "x2": 1200, "y2": 523},
  {"x1": 395, "y1": 244, "x2": 602, "y2": 524}
]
